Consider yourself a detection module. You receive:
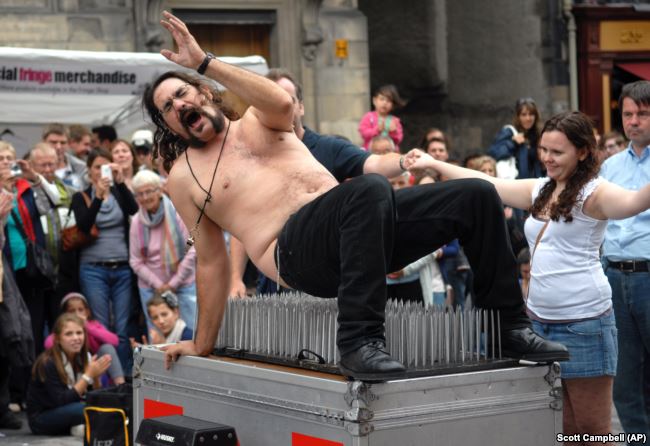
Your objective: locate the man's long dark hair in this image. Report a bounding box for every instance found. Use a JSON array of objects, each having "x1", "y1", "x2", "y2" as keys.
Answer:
[
  {"x1": 142, "y1": 71, "x2": 239, "y2": 172},
  {"x1": 529, "y1": 111, "x2": 599, "y2": 222}
]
